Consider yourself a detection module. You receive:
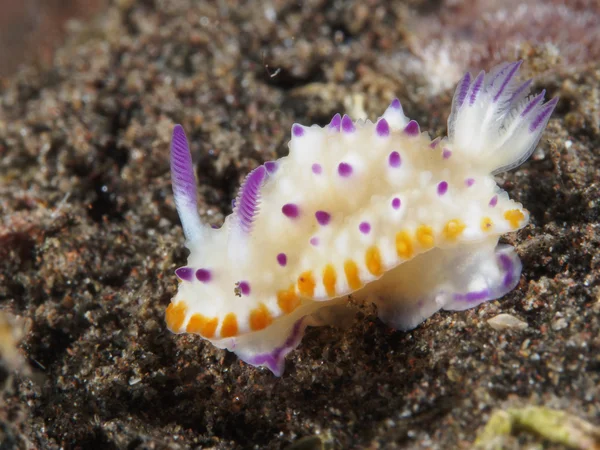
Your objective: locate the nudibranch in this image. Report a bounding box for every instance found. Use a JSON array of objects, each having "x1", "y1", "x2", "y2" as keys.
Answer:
[{"x1": 165, "y1": 61, "x2": 557, "y2": 375}]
